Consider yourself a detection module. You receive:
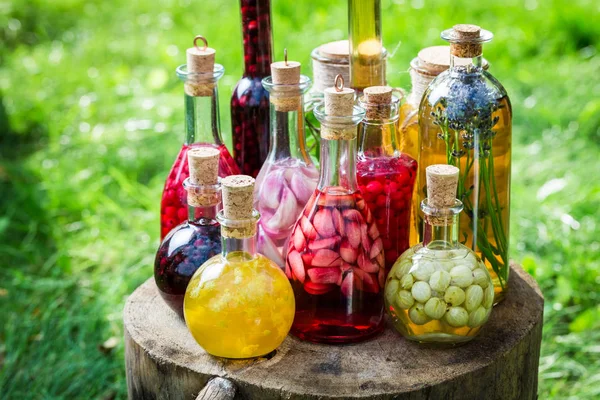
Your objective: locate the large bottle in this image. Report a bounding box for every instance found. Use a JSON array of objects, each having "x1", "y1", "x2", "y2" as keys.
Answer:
[
  {"x1": 285, "y1": 76, "x2": 384, "y2": 343},
  {"x1": 418, "y1": 25, "x2": 512, "y2": 303},
  {"x1": 230, "y1": 0, "x2": 273, "y2": 177},
  {"x1": 253, "y1": 55, "x2": 319, "y2": 267},
  {"x1": 184, "y1": 175, "x2": 295, "y2": 358},
  {"x1": 160, "y1": 36, "x2": 239, "y2": 239},
  {"x1": 356, "y1": 86, "x2": 417, "y2": 271},
  {"x1": 154, "y1": 148, "x2": 222, "y2": 316}
]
